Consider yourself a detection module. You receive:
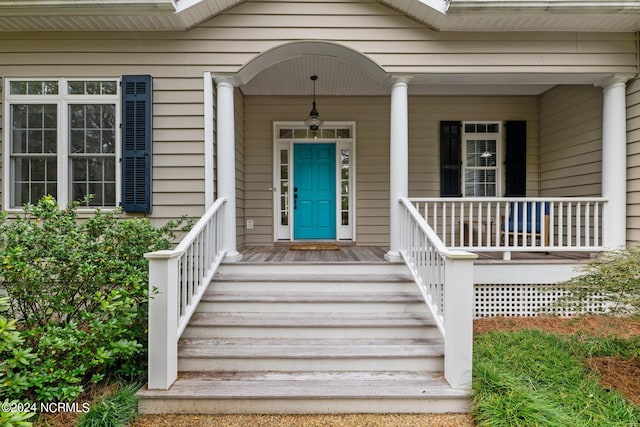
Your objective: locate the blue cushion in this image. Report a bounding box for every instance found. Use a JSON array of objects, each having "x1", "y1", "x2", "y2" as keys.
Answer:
[{"x1": 502, "y1": 202, "x2": 549, "y2": 233}]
